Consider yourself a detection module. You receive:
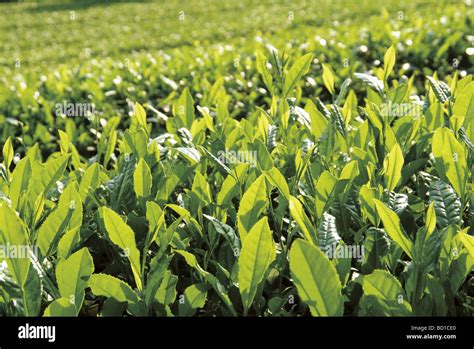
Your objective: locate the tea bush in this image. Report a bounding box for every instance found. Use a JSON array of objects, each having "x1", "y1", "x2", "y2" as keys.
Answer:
[{"x1": 0, "y1": 0, "x2": 472, "y2": 316}]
